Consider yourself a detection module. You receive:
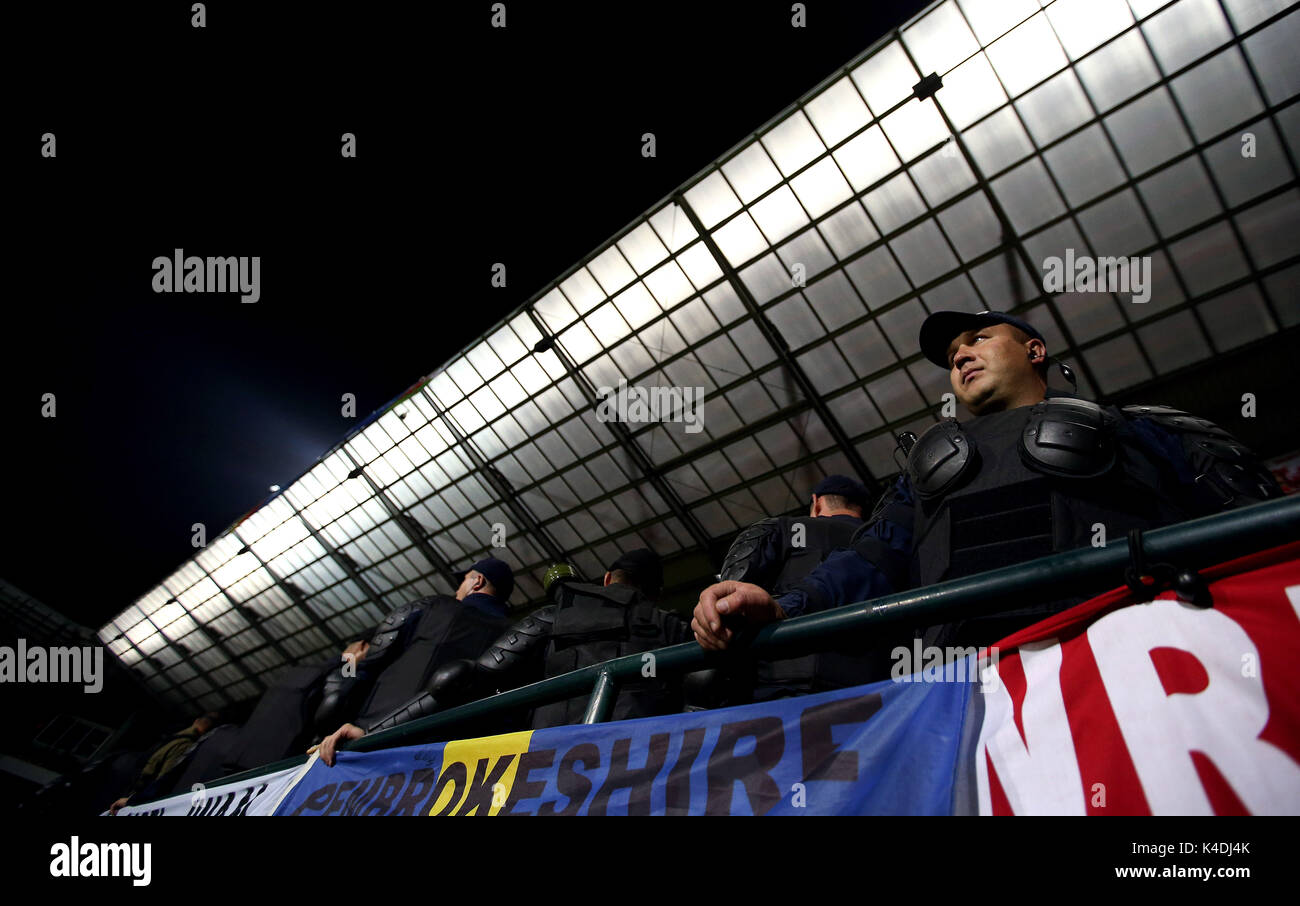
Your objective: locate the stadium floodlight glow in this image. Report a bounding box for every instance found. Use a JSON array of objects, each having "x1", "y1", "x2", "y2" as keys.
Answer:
[{"x1": 269, "y1": 484, "x2": 280, "y2": 492}]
